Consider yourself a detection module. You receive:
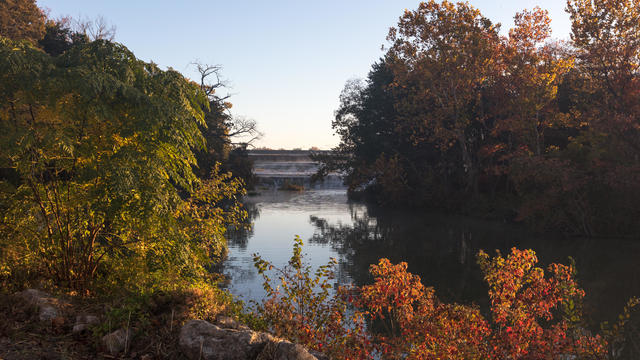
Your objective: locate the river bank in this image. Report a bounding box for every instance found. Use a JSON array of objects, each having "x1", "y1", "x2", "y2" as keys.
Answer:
[{"x1": 0, "y1": 288, "x2": 322, "y2": 360}]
